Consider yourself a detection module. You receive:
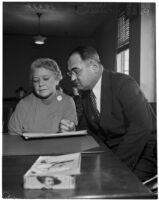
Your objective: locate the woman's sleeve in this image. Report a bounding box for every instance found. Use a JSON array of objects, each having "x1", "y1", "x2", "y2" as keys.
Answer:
[
  {"x1": 63, "y1": 97, "x2": 78, "y2": 126},
  {"x1": 8, "y1": 100, "x2": 26, "y2": 135}
]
